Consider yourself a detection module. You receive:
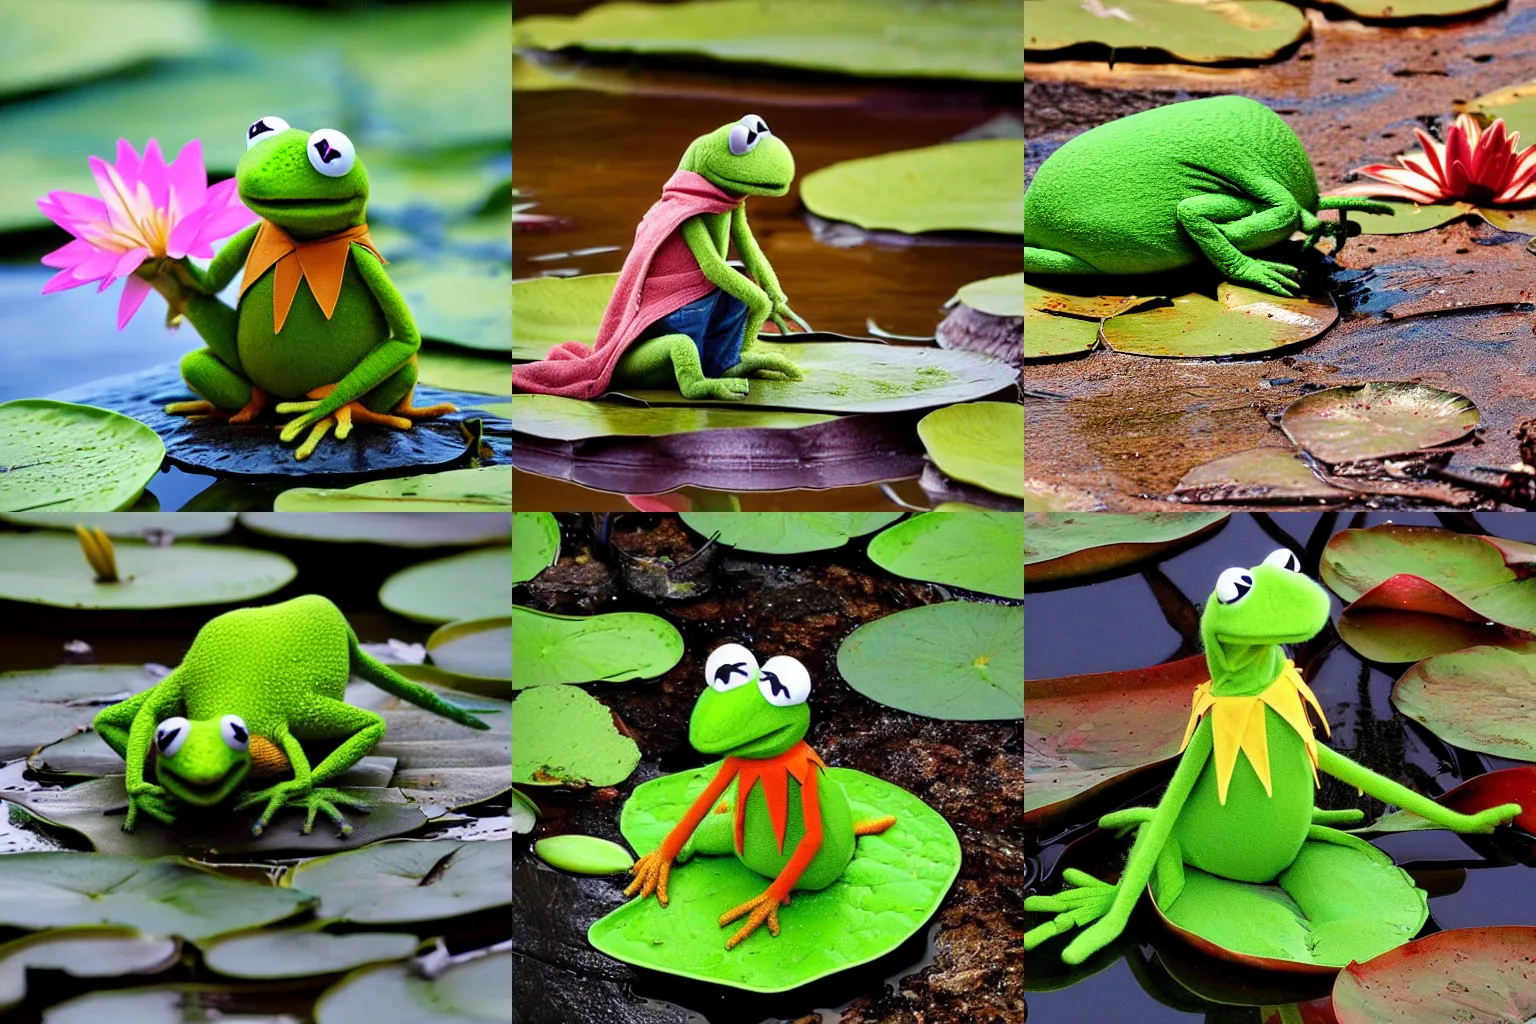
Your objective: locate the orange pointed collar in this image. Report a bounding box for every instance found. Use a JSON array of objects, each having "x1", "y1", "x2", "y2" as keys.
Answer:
[
  {"x1": 239, "y1": 220, "x2": 385, "y2": 333},
  {"x1": 725, "y1": 740, "x2": 826, "y2": 855}
]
